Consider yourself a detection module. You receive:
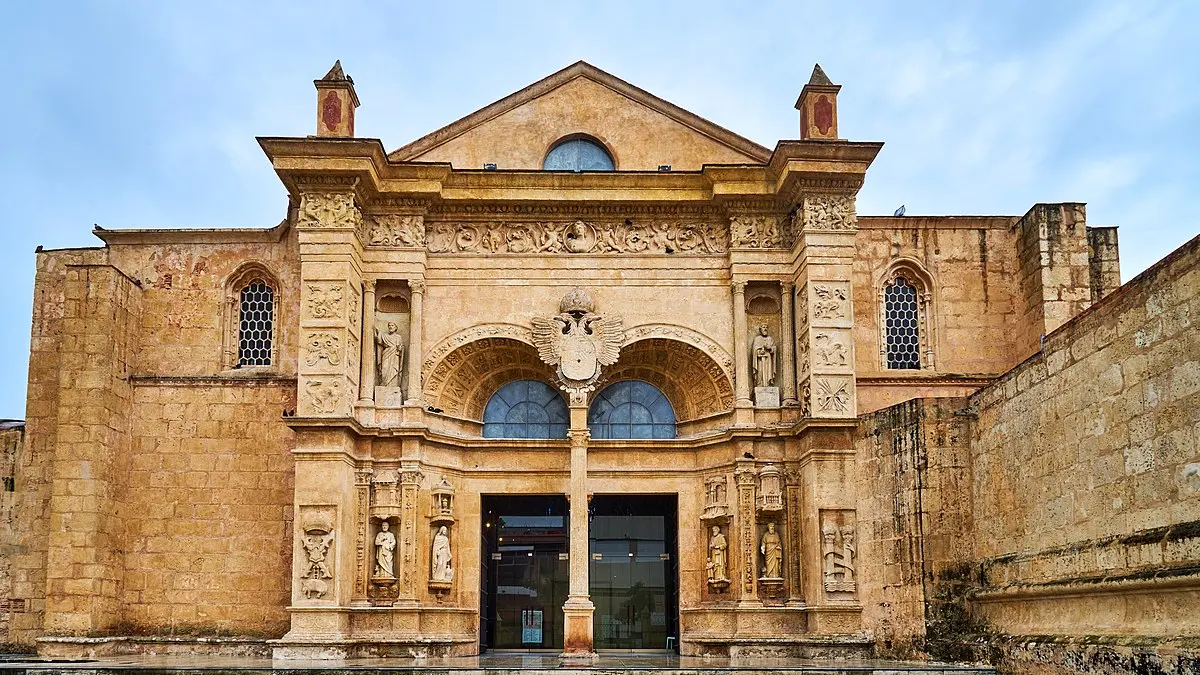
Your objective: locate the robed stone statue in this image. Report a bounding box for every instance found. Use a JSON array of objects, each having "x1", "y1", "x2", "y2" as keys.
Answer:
[{"x1": 376, "y1": 321, "x2": 404, "y2": 388}]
